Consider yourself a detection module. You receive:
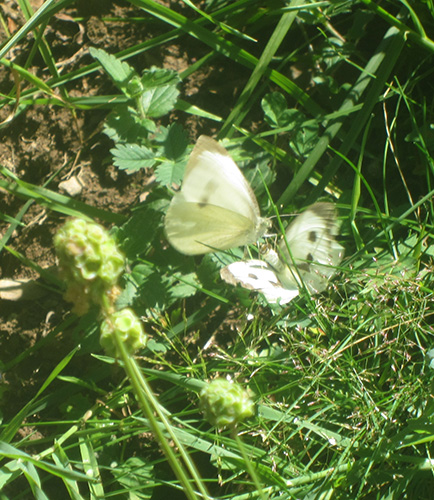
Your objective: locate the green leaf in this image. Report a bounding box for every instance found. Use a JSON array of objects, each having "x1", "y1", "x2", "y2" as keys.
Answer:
[
  {"x1": 90, "y1": 47, "x2": 137, "y2": 95},
  {"x1": 111, "y1": 457, "x2": 154, "y2": 499},
  {"x1": 290, "y1": 119, "x2": 320, "y2": 157},
  {"x1": 170, "y1": 272, "x2": 200, "y2": 299},
  {"x1": 126, "y1": 264, "x2": 172, "y2": 310},
  {"x1": 244, "y1": 155, "x2": 276, "y2": 196},
  {"x1": 161, "y1": 123, "x2": 189, "y2": 161},
  {"x1": 116, "y1": 205, "x2": 163, "y2": 258},
  {"x1": 103, "y1": 106, "x2": 149, "y2": 144},
  {"x1": 146, "y1": 339, "x2": 168, "y2": 353},
  {"x1": 0, "y1": 461, "x2": 21, "y2": 489},
  {"x1": 262, "y1": 92, "x2": 296, "y2": 128},
  {"x1": 139, "y1": 67, "x2": 181, "y2": 118},
  {"x1": 155, "y1": 158, "x2": 186, "y2": 187},
  {"x1": 110, "y1": 144, "x2": 157, "y2": 173}
]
